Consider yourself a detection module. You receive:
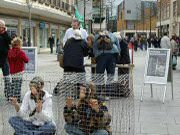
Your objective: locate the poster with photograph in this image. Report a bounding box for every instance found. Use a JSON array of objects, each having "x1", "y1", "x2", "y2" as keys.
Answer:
[
  {"x1": 22, "y1": 47, "x2": 37, "y2": 73},
  {"x1": 0, "y1": 68, "x2": 2, "y2": 77},
  {"x1": 144, "y1": 48, "x2": 170, "y2": 84}
]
